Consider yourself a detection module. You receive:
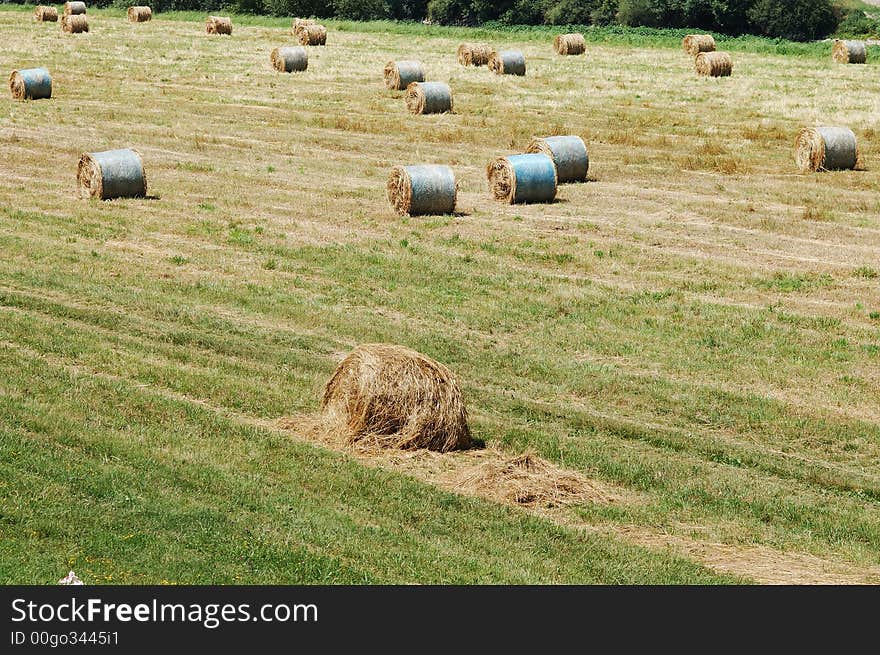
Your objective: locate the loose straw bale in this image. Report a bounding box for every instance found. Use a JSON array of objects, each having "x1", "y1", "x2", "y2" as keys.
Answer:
[
  {"x1": 61, "y1": 14, "x2": 88, "y2": 33},
  {"x1": 387, "y1": 165, "x2": 456, "y2": 216},
  {"x1": 294, "y1": 23, "x2": 326, "y2": 46},
  {"x1": 487, "y1": 153, "x2": 557, "y2": 204},
  {"x1": 384, "y1": 60, "x2": 424, "y2": 90},
  {"x1": 9, "y1": 67, "x2": 52, "y2": 101},
  {"x1": 682, "y1": 33, "x2": 715, "y2": 56},
  {"x1": 127, "y1": 6, "x2": 152, "y2": 22},
  {"x1": 63, "y1": 1, "x2": 86, "y2": 15},
  {"x1": 795, "y1": 127, "x2": 861, "y2": 172},
  {"x1": 832, "y1": 39, "x2": 866, "y2": 64},
  {"x1": 554, "y1": 33, "x2": 585, "y2": 56},
  {"x1": 695, "y1": 51, "x2": 732, "y2": 77},
  {"x1": 320, "y1": 343, "x2": 472, "y2": 453},
  {"x1": 457, "y1": 42, "x2": 492, "y2": 66},
  {"x1": 405, "y1": 81, "x2": 452, "y2": 114},
  {"x1": 205, "y1": 15, "x2": 232, "y2": 35},
  {"x1": 527, "y1": 135, "x2": 589, "y2": 183},
  {"x1": 34, "y1": 6, "x2": 59, "y2": 21},
  {"x1": 271, "y1": 46, "x2": 308, "y2": 73},
  {"x1": 77, "y1": 149, "x2": 147, "y2": 200},
  {"x1": 488, "y1": 50, "x2": 526, "y2": 76}
]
